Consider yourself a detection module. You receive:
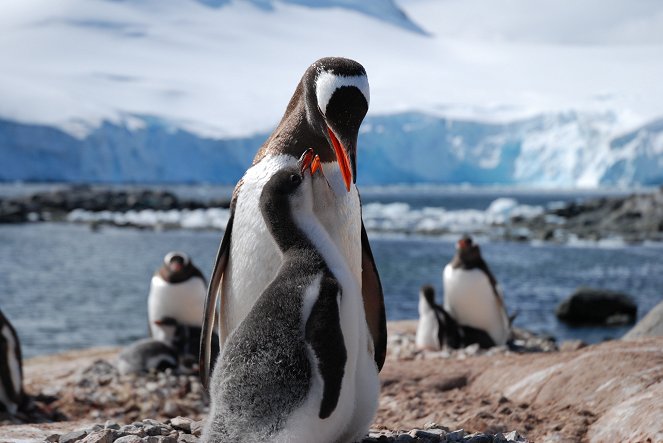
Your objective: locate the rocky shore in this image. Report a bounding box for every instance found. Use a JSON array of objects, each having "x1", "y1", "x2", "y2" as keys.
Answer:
[
  {"x1": 4, "y1": 321, "x2": 662, "y2": 442},
  {"x1": 0, "y1": 186, "x2": 230, "y2": 224},
  {"x1": 505, "y1": 187, "x2": 663, "y2": 243},
  {"x1": 3, "y1": 186, "x2": 663, "y2": 243}
]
